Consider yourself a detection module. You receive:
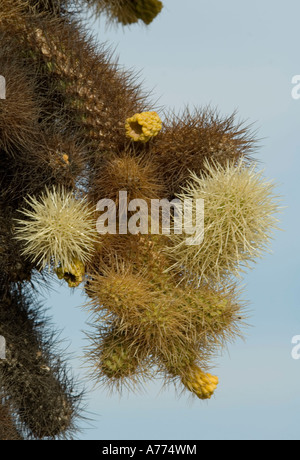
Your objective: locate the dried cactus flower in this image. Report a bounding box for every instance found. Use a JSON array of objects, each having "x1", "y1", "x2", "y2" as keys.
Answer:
[
  {"x1": 14, "y1": 187, "x2": 97, "y2": 271},
  {"x1": 125, "y1": 111, "x2": 162, "y2": 142},
  {"x1": 56, "y1": 258, "x2": 86, "y2": 288},
  {"x1": 165, "y1": 160, "x2": 281, "y2": 286}
]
